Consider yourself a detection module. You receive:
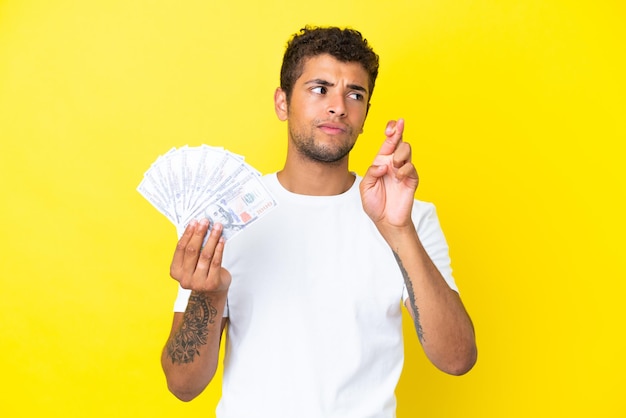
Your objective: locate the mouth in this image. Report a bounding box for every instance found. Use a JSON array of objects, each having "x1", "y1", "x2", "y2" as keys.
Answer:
[{"x1": 317, "y1": 122, "x2": 348, "y2": 135}]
